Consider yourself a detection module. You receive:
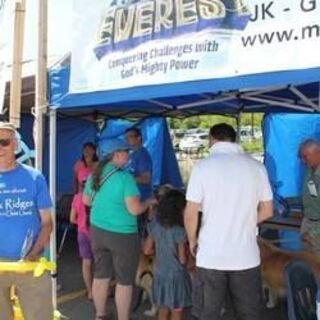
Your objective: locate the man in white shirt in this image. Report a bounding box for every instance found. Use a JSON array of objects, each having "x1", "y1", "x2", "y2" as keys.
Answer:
[{"x1": 184, "y1": 123, "x2": 273, "y2": 320}]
